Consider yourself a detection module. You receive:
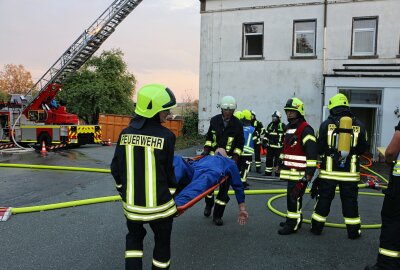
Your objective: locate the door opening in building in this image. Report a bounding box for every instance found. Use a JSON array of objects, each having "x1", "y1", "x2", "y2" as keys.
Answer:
[{"x1": 350, "y1": 107, "x2": 376, "y2": 154}]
